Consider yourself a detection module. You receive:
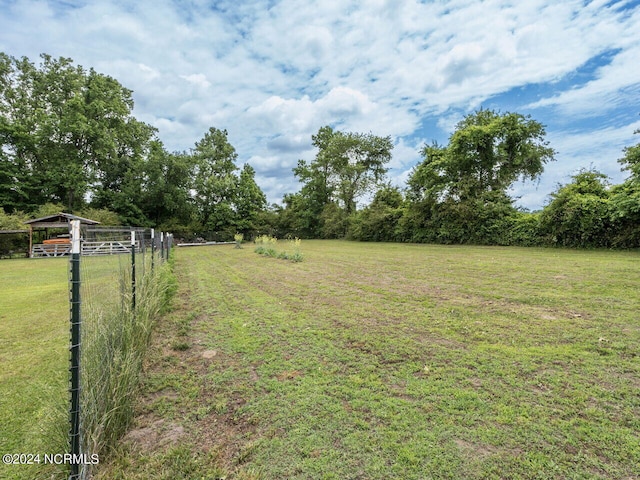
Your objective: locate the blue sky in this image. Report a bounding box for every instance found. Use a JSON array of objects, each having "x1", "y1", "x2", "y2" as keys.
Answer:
[{"x1": 1, "y1": 0, "x2": 639, "y2": 210}]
